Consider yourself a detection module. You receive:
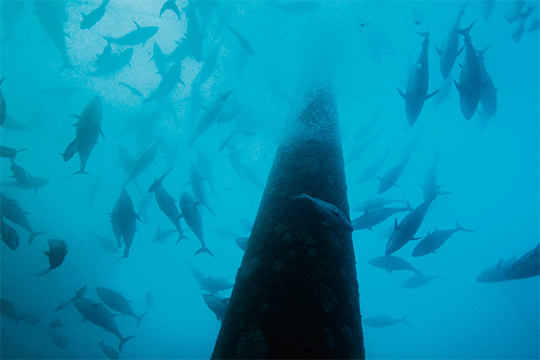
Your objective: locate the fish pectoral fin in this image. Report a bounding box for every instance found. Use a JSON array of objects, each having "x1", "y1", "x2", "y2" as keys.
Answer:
[
  {"x1": 425, "y1": 89, "x2": 439, "y2": 100},
  {"x1": 453, "y1": 80, "x2": 462, "y2": 93},
  {"x1": 397, "y1": 88, "x2": 407, "y2": 100},
  {"x1": 411, "y1": 237, "x2": 422, "y2": 241},
  {"x1": 133, "y1": 20, "x2": 141, "y2": 29}
]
